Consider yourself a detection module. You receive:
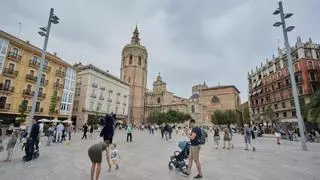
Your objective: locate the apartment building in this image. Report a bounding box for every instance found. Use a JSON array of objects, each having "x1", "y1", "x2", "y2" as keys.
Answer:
[
  {"x1": 0, "y1": 30, "x2": 76, "y2": 123},
  {"x1": 248, "y1": 37, "x2": 320, "y2": 123},
  {"x1": 72, "y1": 63, "x2": 130, "y2": 128}
]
